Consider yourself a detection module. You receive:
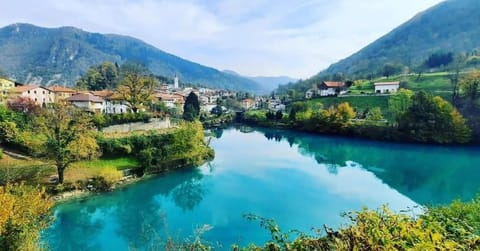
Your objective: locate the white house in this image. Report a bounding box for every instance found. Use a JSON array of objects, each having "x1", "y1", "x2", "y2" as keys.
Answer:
[
  {"x1": 318, "y1": 81, "x2": 346, "y2": 96},
  {"x1": 374, "y1": 82, "x2": 400, "y2": 94},
  {"x1": 104, "y1": 94, "x2": 129, "y2": 114},
  {"x1": 11, "y1": 85, "x2": 55, "y2": 106},
  {"x1": 66, "y1": 93, "x2": 105, "y2": 113}
]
